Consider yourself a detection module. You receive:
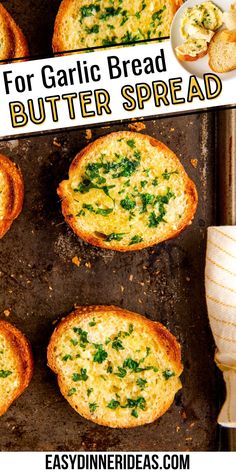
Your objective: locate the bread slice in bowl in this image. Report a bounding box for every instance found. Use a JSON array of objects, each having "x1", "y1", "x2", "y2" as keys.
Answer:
[
  {"x1": 209, "y1": 29, "x2": 236, "y2": 72},
  {"x1": 58, "y1": 131, "x2": 198, "y2": 251},
  {"x1": 0, "y1": 3, "x2": 28, "y2": 60},
  {"x1": 47, "y1": 305, "x2": 183, "y2": 428},
  {"x1": 52, "y1": 0, "x2": 182, "y2": 52},
  {"x1": 0, "y1": 154, "x2": 24, "y2": 239},
  {"x1": 0, "y1": 320, "x2": 33, "y2": 416}
]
